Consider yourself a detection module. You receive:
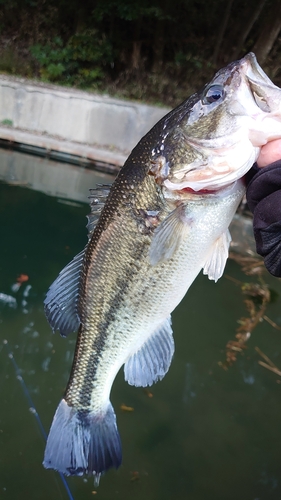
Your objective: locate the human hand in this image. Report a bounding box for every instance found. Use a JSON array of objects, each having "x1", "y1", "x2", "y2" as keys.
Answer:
[
  {"x1": 257, "y1": 139, "x2": 281, "y2": 167},
  {"x1": 246, "y1": 140, "x2": 281, "y2": 276}
]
